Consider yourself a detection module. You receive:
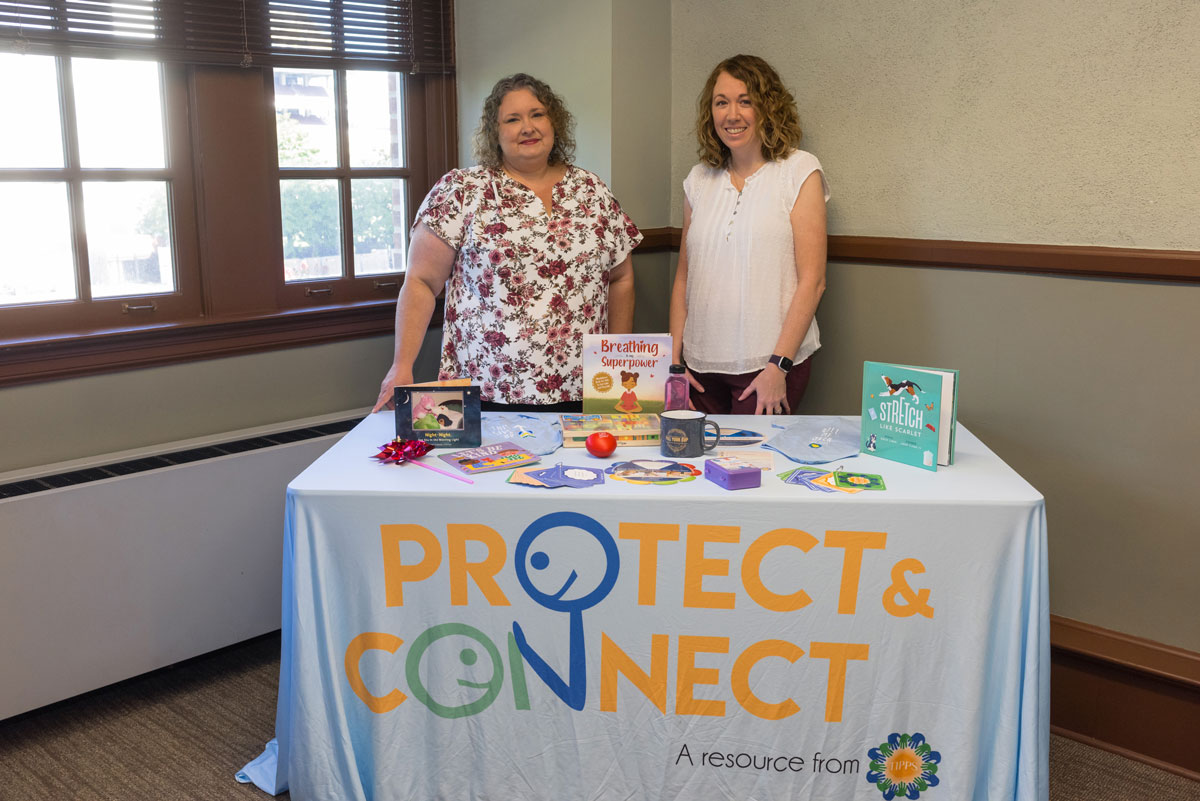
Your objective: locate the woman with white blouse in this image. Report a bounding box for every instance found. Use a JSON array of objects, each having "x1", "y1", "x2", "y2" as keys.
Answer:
[
  {"x1": 373, "y1": 73, "x2": 641, "y2": 413},
  {"x1": 670, "y1": 54, "x2": 829, "y2": 415}
]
